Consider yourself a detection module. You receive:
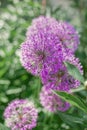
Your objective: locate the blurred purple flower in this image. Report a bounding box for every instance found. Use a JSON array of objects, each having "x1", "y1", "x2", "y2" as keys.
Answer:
[{"x1": 40, "y1": 86, "x2": 70, "y2": 112}]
